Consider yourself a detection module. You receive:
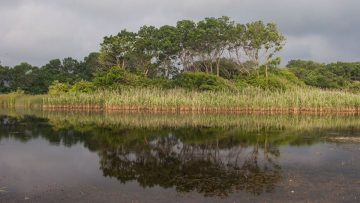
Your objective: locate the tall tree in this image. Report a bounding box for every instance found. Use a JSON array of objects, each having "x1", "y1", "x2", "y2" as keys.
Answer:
[
  {"x1": 99, "y1": 30, "x2": 137, "y2": 69},
  {"x1": 245, "y1": 21, "x2": 286, "y2": 77}
]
